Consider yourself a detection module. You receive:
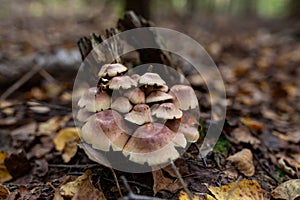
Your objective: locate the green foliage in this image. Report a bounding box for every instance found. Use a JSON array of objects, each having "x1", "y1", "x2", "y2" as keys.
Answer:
[
  {"x1": 213, "y1": 138, "x2": 230, "y2": 153},
  {"x1": 275, "y1": 167, "x2": 286, "y2": 182}
]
